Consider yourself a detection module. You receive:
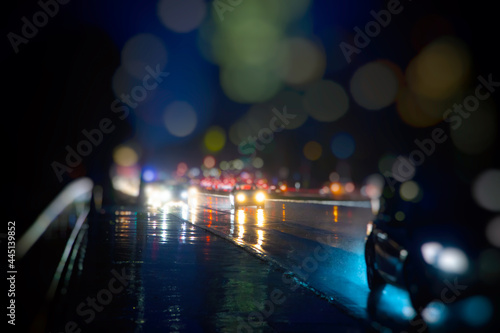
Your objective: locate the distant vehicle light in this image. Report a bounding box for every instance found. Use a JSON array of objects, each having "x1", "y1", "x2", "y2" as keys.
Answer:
[
  {"x1": 437, "y1": 247, "x2": 469, "y2": 274},
  {"x1": 188, "y1": 187, "x2": 198, "y2": 195},
  {"x1": 160, "y1": 190, "x2": 171, "y2": 202},
  {"x1": 280, "y1": 185, "x2": 287, "y2": 191},
  {"x1": 366, "y1": 221, "x2": 373, "y2": 236},
  {"x1": 255, "y1": 192, "x2": 266, "y2": 202},
  {"x1": 236, "y1": 193, "x2": 246, "y2": 202},
  {"x1": 181, "y1": 191, "x2": 188, "y2": 199},
  {"x1": 399, "y1": 249, "x2": 408, "y2": 261},
  {"x1": 344, "y1": 182, "x2": 355, "y2": 193},
  {"x1": 421, "y1": 242, "x2": 469, "y2": 274},
  {"x1": 421, "y1": 242, "x2": 443, "y2": 265},
  {"x1": 330, "y1": 182, "x2": 342, "y2": 194}
]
